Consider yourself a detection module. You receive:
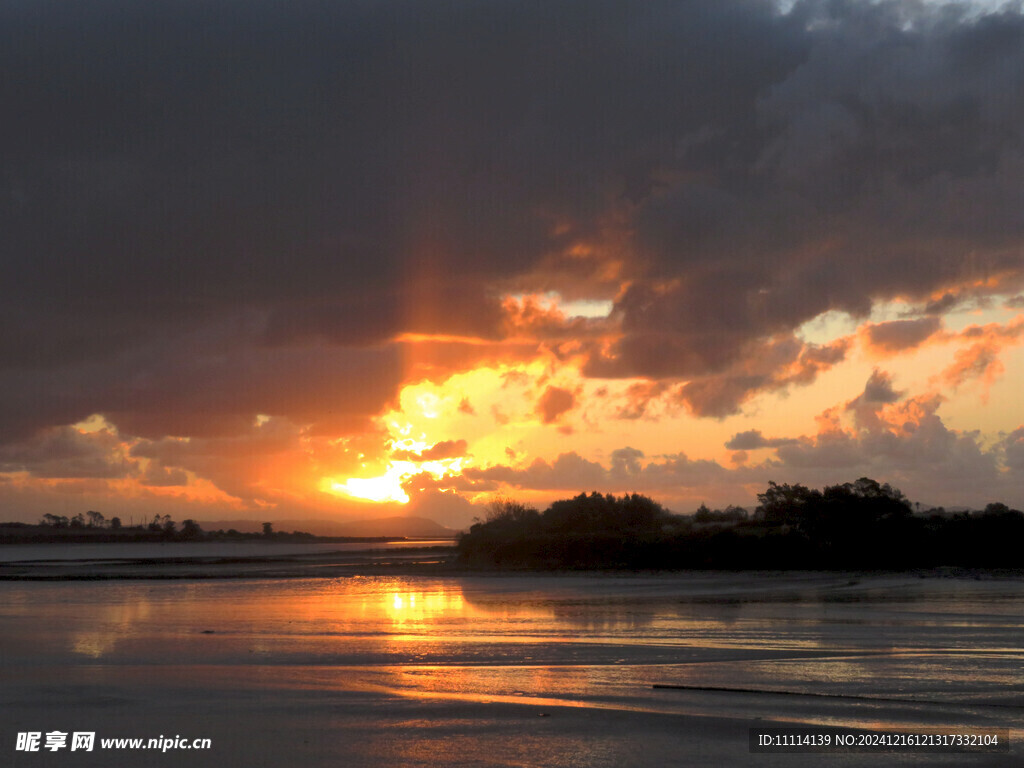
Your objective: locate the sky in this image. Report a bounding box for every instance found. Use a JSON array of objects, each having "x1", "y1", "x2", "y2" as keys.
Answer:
[{"x1": 2, "y1": 0, "x2": 1023, "y2": 529}]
